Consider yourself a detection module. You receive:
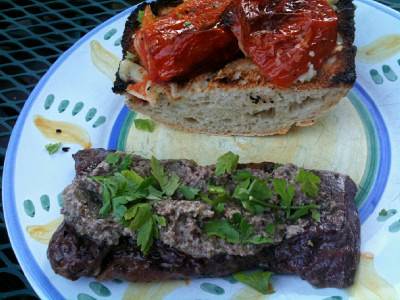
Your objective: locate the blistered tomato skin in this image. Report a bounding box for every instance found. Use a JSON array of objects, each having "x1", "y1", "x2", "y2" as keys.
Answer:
[
  {"x1": 230, "y1": 0, "x2": 338, "y2": 87},
  {"x1": 134, "y1": 0, "x2": 239, "y2": 82},
  {"x1": 133, "y1": 0, "x2": 338, "y2": 87}
]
